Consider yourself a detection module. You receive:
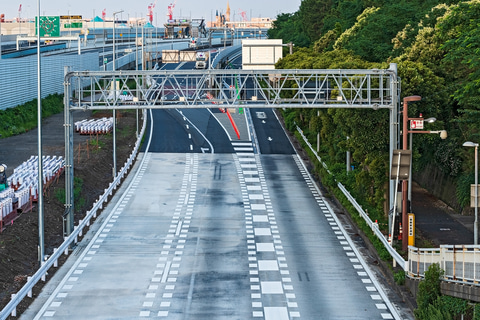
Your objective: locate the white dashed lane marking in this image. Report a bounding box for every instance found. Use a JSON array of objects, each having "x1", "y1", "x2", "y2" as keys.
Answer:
[{"x1": 234, "y1": 144, "x2": 300, "y2": 320}]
